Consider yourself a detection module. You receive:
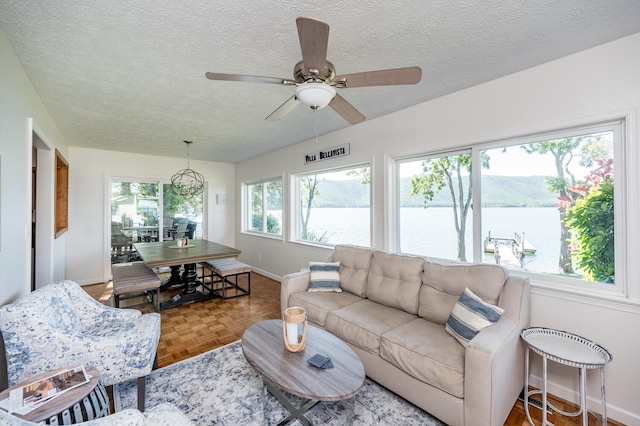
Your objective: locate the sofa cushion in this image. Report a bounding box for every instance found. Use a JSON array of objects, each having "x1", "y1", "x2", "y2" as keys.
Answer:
[
  {"x1": 365, "y1": 251, "x2": 424, "y2": 314},
  {"x1": 419, "y1": 260, "x2": 507, "y2": 324},
  {"x1": 327, "y1": 245, "x2": 373, "y2": 297},
  {"x1": 308, "y1": 261, "x2": 342, "y2": 292},
  {"x1": 445, "y1": 287, "x2": 504, "y2": 347},
  {"x1": 325, "y1": 299, "x2": 416, "y2": 355},
  {"x1": 380, "y1": 318, "x2": 465, "y2": 398},
  {"x1": 288, "y1": 291, "x2": 363, "y2": 327}
]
